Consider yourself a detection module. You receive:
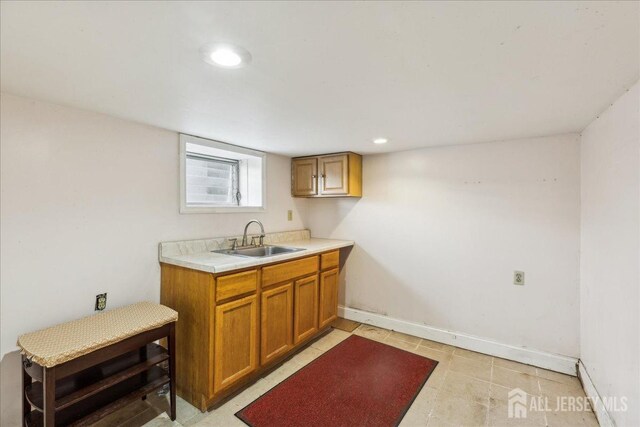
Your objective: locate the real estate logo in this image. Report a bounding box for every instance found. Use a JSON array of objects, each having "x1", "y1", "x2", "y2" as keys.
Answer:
[
  {"x1": 507, "y1": 386, "x2": 628, "y2": 419},
  {"x1": 508, "y1": 388, "x2": 528, "y2": 418}
]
